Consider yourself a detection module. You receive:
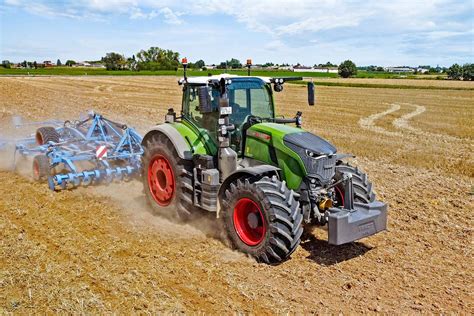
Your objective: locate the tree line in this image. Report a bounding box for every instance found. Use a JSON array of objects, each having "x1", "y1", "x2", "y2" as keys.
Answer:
[
  {"x1": 447, "y1": 63, "x2": 473, "y2": 81},
  {"x1": 1, "y1": 47, "x2": 472, "y2": 81}
]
